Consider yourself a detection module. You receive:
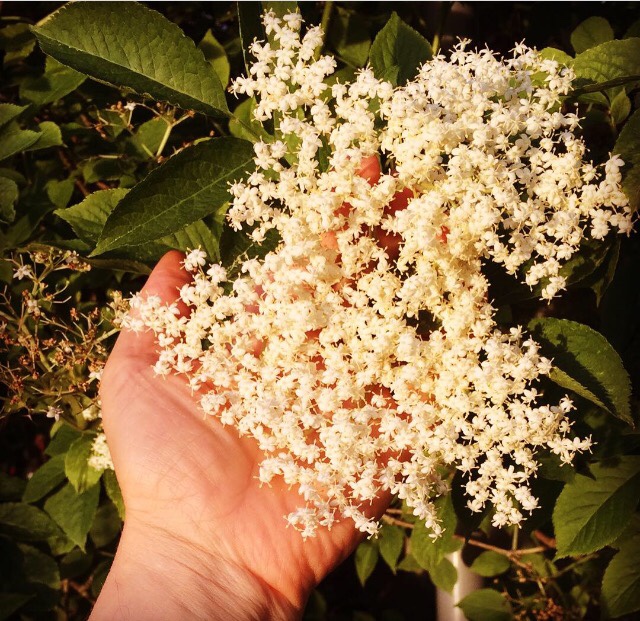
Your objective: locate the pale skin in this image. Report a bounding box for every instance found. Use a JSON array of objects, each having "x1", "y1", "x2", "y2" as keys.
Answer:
[{"x1": 92, "y1": 249, "x2": 391, "y2": 621}]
